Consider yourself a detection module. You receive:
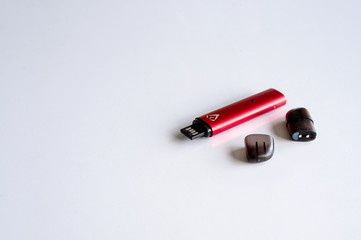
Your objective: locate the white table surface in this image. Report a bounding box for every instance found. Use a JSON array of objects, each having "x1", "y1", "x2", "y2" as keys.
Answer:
[{"x1": 1, "y1": 0, "x2": 361, "y2": 239}]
